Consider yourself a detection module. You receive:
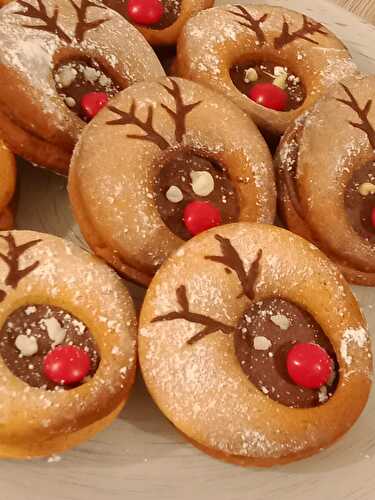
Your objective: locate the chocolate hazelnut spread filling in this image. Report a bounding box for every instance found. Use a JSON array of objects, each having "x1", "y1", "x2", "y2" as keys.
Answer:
[
  {"x1": 345, "y1": 160, "x2": 375, "y2": 243},
  {"x1": 102, "y1": 0, "x2": 181, "y2": 29},
  {"x1": 154, "y1": 150, "x2": 240, "y2": 240},
  {"x1": 0, "y1": 305, "x2": 100, "y2": 390},
  {"x1": 235, "y1": 297, "x2": 338, "y2": 408},
  {"x1": 230, "y1": 62, "x2": 306, "y2": 111},
  {"x1": 54, "y1": 59, "x2": 122, "y2": 121}
]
